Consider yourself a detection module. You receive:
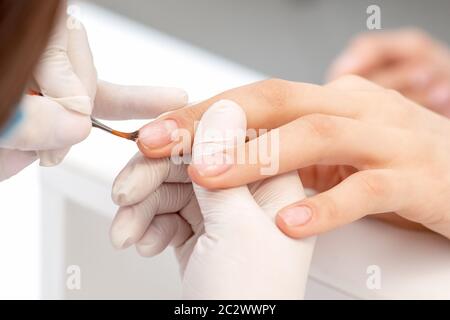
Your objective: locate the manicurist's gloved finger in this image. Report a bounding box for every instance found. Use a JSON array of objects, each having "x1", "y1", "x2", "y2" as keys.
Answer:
[
  {"x1": 35, "y1": 12, "x2": 97, "y2": 166},
  {"x1": 33, "y1": 11, "x2": 92, "y2": 115},
  {"x1": 186, "y1": 99, "x2": 315, "y2": 299},
  {"x1": 110, "y1": 183, "x2": 194, "y2": 249},
  {"x1": 93, "y1": 81, "x2": 188, "y2": 120},
  {"x1": 190, "y1": 99, "x2": 252, "y2": 221},
  {"x1": 0, "y1": 95, "x2": 91, "y2": 151},
  {"x1": 67, "y1": 19, "x2": 97, "y2": 100},
  {"x1": 249, "y1": 171, "x2": 306, "y2": 220},
  {"x1": 112, "y1": 154, "x2": 190, "y2": 206},
  {"x1": 135, "y1": 213, "x2": 192, "y2": 257}
]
